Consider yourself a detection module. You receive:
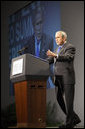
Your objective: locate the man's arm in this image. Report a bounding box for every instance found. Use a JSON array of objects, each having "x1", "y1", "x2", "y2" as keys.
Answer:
[
  {"x1": 46, "y1": 45, "x2": 76, "y2": 63},
  {"x1": 57, "y1": 46, "x2": 76, "y2": 62},
  {"x1": 46, "y1": 50, "x2": 57, "y2": 64}
]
